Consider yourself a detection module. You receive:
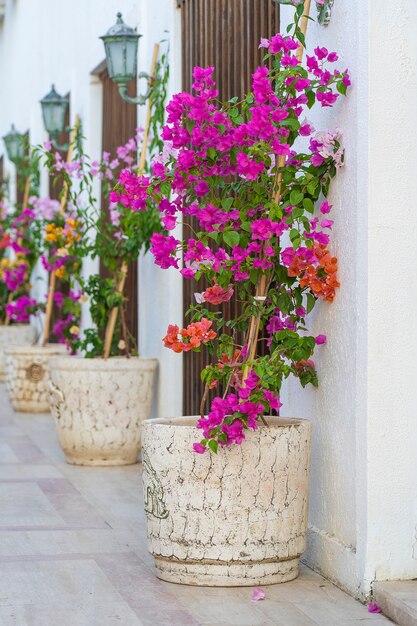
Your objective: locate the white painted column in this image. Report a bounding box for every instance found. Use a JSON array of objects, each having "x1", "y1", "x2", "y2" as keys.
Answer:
[
  {"x1": 282, "y1": 0, "x2": 417, "y2": 598},
  {"x1": 137, "y1": 0, "x2": 183, "y2": 419}
]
